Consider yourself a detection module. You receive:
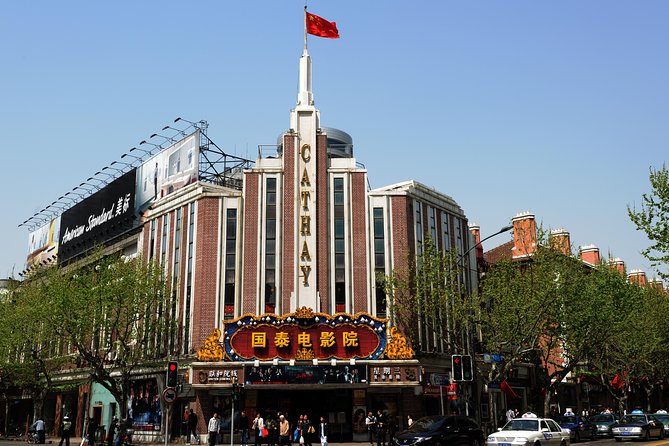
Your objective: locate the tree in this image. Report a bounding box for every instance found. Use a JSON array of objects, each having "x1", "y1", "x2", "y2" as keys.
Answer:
[
  {"x1": 0, "y1": 275, "x2": 72, "y2": 422},
  {"x1": 21, "y1": 252, "x2": 174, "y2": 419},
  {"x1": 480, "y1": 244, "x2": 630, "y2": 416},
  {"x1": 382, "y1": 237, "x2": 479, "y2": 356},
  {"x1": 628, "y1": 164, "x2": 669, "y2": 280}
]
